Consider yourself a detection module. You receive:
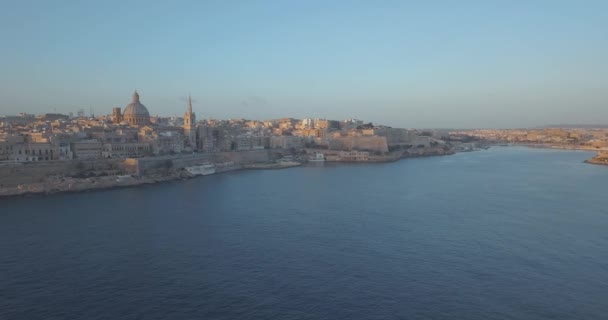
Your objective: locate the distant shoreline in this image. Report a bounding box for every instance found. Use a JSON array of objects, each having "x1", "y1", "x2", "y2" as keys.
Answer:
[
  {"x1": 584, "y1": 155, "x2": 608, "y2": 166},
  {"x1": 487, "y1": 143, "x2": 606, "y2": 166},
  {"x1": 521, "y1": 143, "x2": 608, "y2": 152},
  {"x1": 3, "y1": 145, "x2": 604, "y2": 200}
]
